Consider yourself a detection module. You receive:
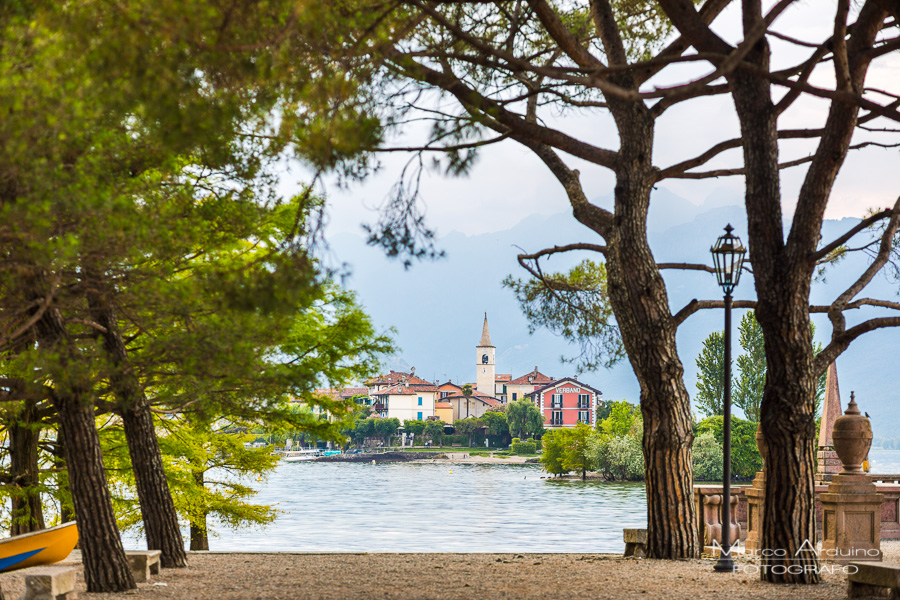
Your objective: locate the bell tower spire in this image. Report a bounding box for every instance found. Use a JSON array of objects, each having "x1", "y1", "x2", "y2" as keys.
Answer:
[
  {"x1": 475, "y1": 313, "x2": 496, "y2": 395},
  {"x1": 480, "y1": 312, "x2": 492, "y2": 346}
]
